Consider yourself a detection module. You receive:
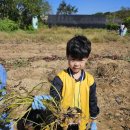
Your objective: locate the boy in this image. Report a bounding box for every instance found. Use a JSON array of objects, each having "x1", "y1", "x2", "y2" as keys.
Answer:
[{"x1": 32, "y1": 35, "x2": 99, "y2": 130}]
